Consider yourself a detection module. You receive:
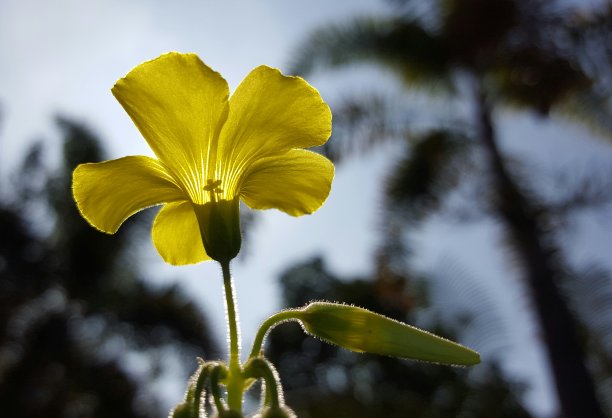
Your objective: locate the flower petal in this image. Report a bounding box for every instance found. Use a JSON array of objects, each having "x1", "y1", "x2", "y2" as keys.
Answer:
[
  {"x1": 240, "y1": 150, "x2": 334, "y2": 216},
  {"x1": 152, "y1": 201, "x2": 211, "y2": 265},
  {"x1": 112, "y1": 52, "x2": 230, "y2": 201},
  {"x1": 73, "y1": 156, "x2": 184, "y2": 233},
  {"x1": 218, "y1": 66, "x2": 332, "y2": 193}
]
